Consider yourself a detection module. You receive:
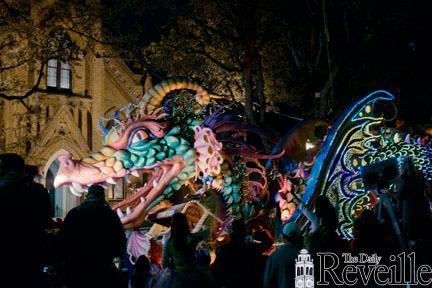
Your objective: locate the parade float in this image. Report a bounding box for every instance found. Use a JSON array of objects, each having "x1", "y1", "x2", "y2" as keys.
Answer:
[{"x1": 53, "y1": 79, "x2": 432, "y2": 261}]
